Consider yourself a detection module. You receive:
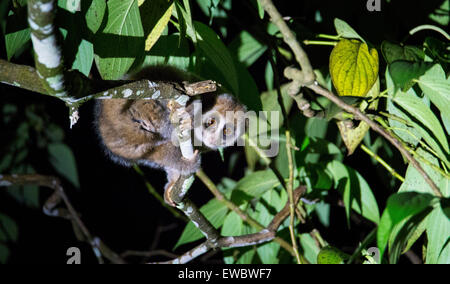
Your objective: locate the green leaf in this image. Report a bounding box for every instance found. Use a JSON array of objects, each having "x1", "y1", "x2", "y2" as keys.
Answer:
[
  {"x1": 0, "y1": 243, "x2": 10, "y2": 264},
  {"x1": 388, "y1": 61, "x2": 432, "y2": 91},
  {"x1": 85, "y1": 0, "x2": 106, "y2": 34},
  {"x1": 388, "y1": 208, "x2": 432, "y2": 264},
  {"x1": 385, "y1": 69, "x2": 426, "y2": 147},
  {"x1": 317, "y1": 246, "x2": 349, "y2": 264},
  {"x1": 377, "y1": 192, "x2": 437, "y2": 260},
  {"x1": 334, "y1": 18, "x2": 364, "y2": 42},
  {"x1": 175, "y1": 198, "x2": 228, "y2": 249},
  {"x1": 222, "y1": 211, "x2": 256, "y2": 264},
  {"x1": 299, "y1": 233, "x2": 320, "y2": 264},
  {"x1": 71, "y1": 39, "x2": 94, "y2": 76},
  {"x1": 228, "y1": 31, "x2": 267, "y2": 67},
  {"x1": 399, "y1": 148, "x2": 443, "y2": 195},
  {"x1": 426, "y1": 202, "x2": 450, "y2": 264},
  {"x1": 193, "y1": 21, "x2": 239, "y2": 95},
  {"x1": 391, "y1": 91, "x2": 449, "y2": 167},
  {"x1": 428, "y1": 0, "x2": 449, "y2": 26},
  {"x1": 48, "y1": 143, "x2": 80, "y2": 188},
  {"x1": 0, "y1": 214, "x2": 18, "y2": 242},
  {"x1": 143, "y1": 34, "x2": 190, "y2": 70},
  {"x1": 329, "y1": 39, "x2": 379, "y2": 97},
  {"x1": 260, "y1": 84, "x2": 293, "y2": 129},
  {"x1": 381, "y1": 41, "x2": 424, "y2": 64},
  {"x1": 231, "y1": 170, "x2": 280, "y2": 204},
  {"x1": 254, "y1": 190, "x2": 286, "y2": 264},
  {"x1": 326, "y1": 160, "x2": 380, "y2": 225},
  {"x1": 95, "y1": 0, "x2": 144, "y2": 79},
  {"x1": 5, "y1": 10, "x2": 31, "y2": 61},
  {"x1": 417, "y1": 64, "x2": 450, "y2": 125}
]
